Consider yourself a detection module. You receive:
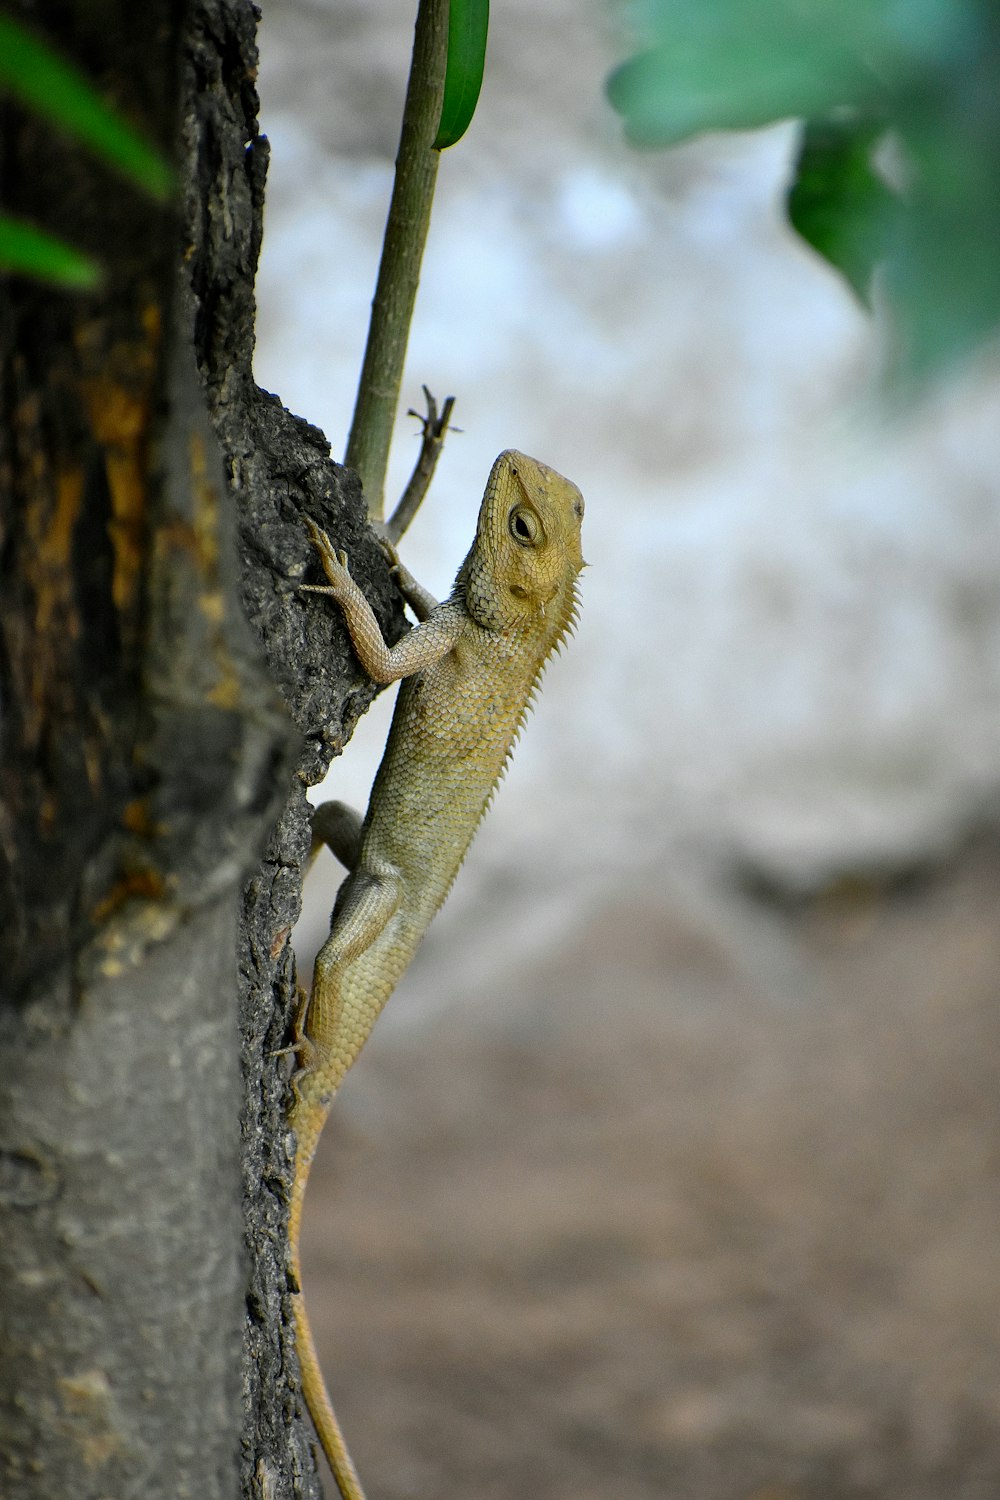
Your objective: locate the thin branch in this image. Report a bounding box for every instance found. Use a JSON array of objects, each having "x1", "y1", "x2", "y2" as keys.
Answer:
[
  {"x1": 384, "y1": 385, "x2": 456, "y2": 544},
  {"x1": 343, "y1": 0, "x2": 449, "y2": 521}
]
